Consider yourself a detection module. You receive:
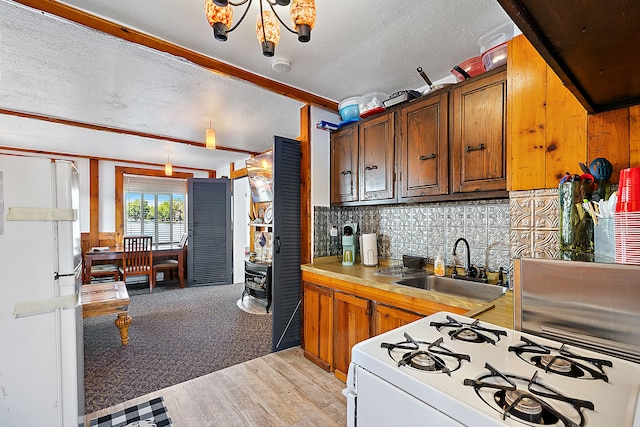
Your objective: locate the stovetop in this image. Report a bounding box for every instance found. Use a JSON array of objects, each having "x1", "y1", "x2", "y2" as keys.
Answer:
[{"x1": 350, "y1": 312, "x2": 640, "y2": 427}]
